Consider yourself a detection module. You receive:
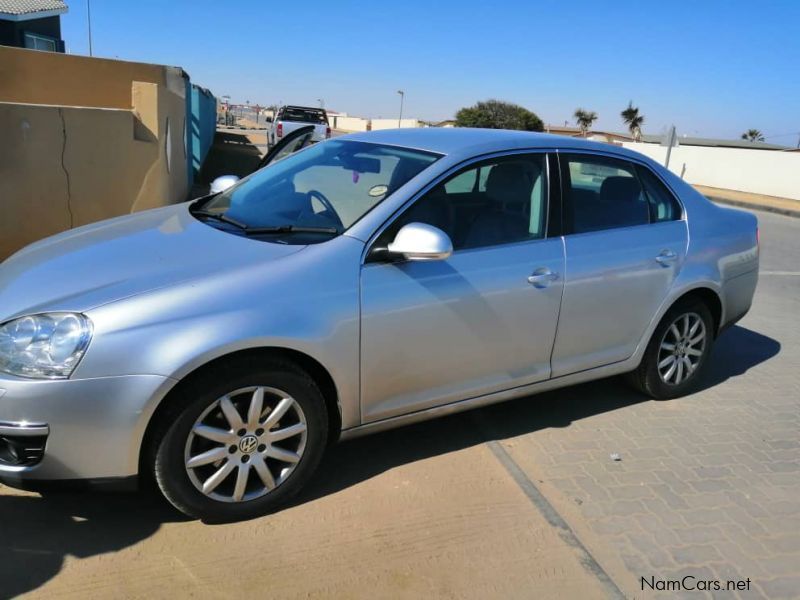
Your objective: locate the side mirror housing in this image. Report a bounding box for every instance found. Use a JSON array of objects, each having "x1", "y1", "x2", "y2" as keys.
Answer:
[
  {"x1": 209, "y1": 175, "x2": 240, "y2": 194},
  {"x1": 387, "y1": 223, "x2": 453, "y2": 261}
]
